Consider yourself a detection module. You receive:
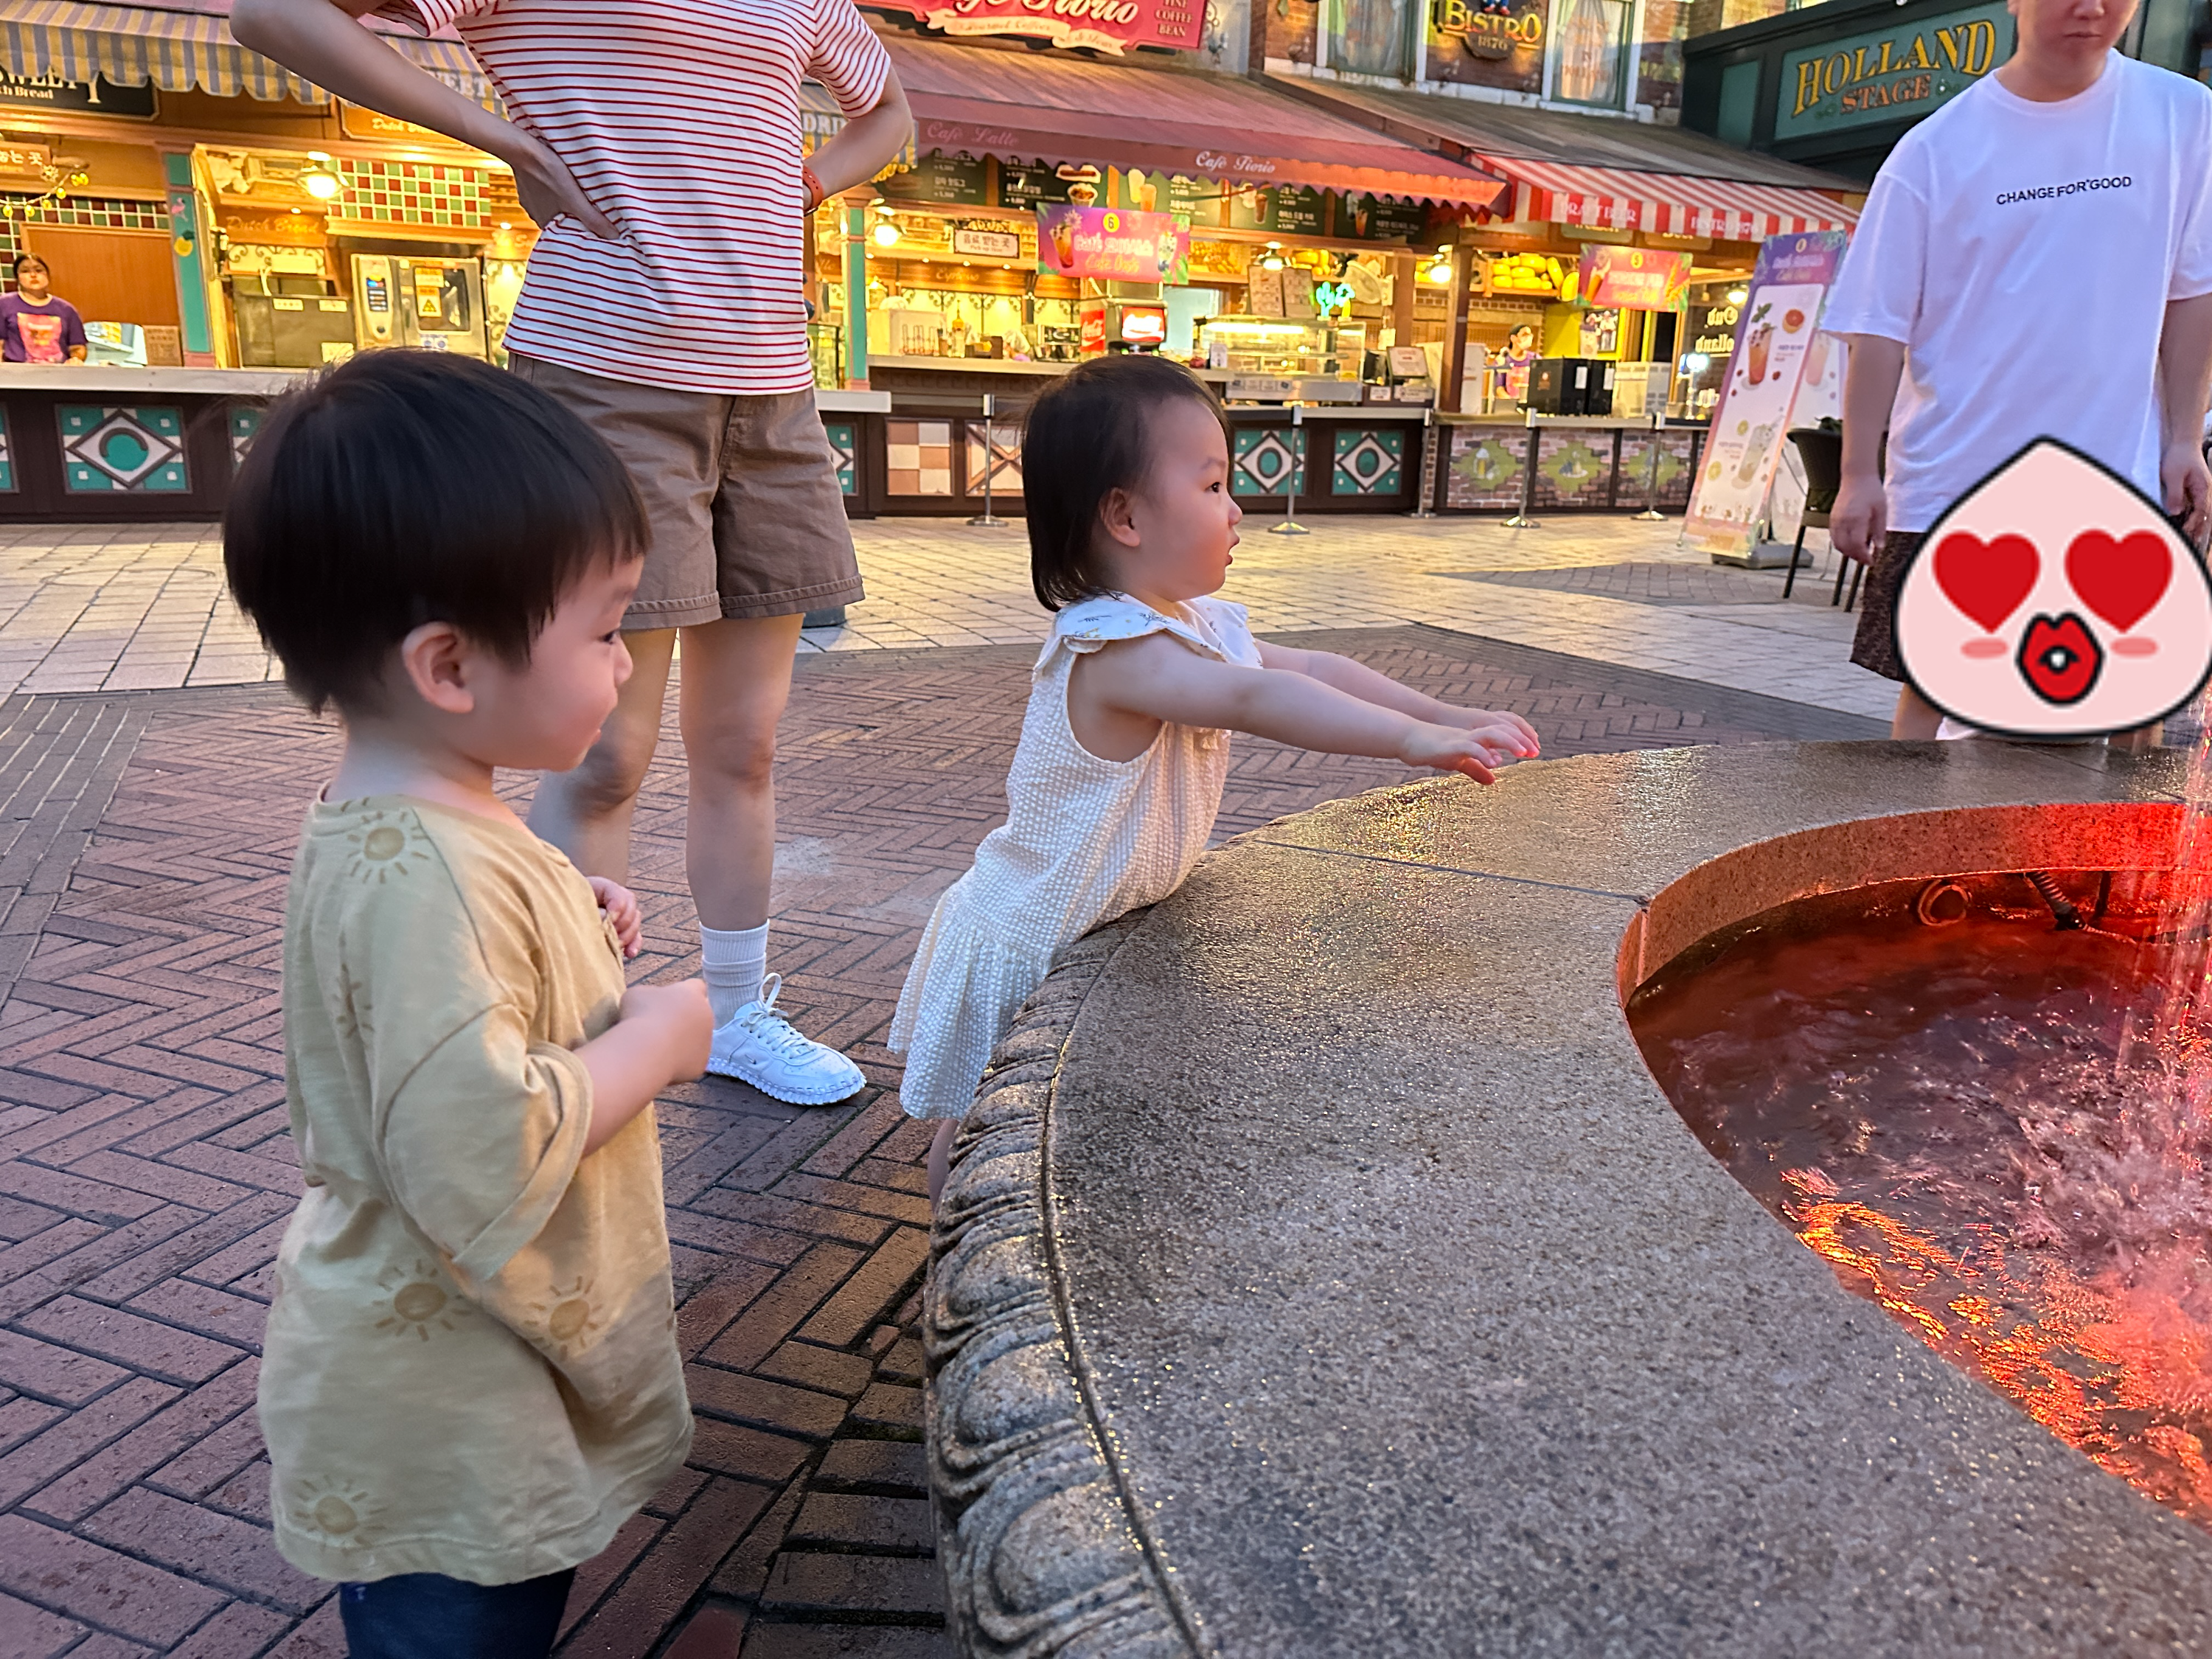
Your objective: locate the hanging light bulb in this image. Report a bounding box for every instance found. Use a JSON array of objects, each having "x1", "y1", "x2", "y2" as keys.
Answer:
[
  {"x1": 1426, "y1": 252, "x2": 1454, "y2": 285},
  {"x1": 873, "y1": 219, "x2": 901, "y2": 247},
  {"x1": 1726, "y1": 286, "x2": 1749, "y2": 305},
  {"x1": 1260, "y1": 239, "x2": 1284, "y2": 271}
]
